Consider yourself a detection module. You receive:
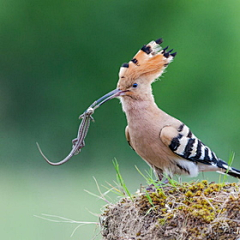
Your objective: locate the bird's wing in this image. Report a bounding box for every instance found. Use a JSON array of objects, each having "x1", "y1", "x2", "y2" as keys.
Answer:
[
  {"x1": 125, "y1": 126, "x2": 135, "y2": 151},
  {"x1": 160, "y1": 123, "x2": 240, "y2": 178},
  {"x1": 160, "y1": 123, "x2": 219, "y2": 165}
]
